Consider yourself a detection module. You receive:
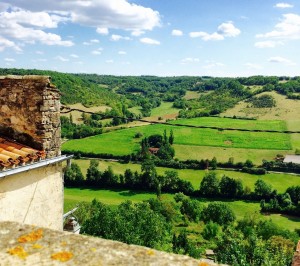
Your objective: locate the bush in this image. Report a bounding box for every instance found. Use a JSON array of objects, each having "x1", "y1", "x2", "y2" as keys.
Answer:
[{"x1": 202, "y1": 202, "x2": 235, "y2": 226}]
